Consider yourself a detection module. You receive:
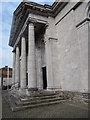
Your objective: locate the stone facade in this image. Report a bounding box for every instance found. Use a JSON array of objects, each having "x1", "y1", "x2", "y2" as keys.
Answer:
[{"x1": 9, "y1": 1, "x2": 89, "y2": 93}]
